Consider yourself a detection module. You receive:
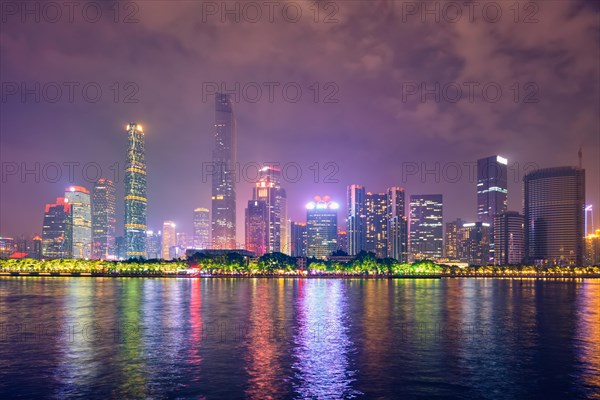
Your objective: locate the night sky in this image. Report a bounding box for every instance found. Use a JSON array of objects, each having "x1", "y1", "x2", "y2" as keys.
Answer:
[{"x1": 1, "y1": 0, "x2": 599, "y2": 245}]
